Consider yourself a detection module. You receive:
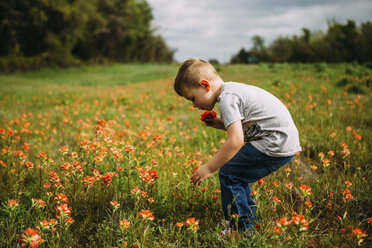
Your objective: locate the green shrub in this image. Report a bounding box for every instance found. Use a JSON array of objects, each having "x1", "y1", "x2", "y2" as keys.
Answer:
[{"x1": 314, "y1": 63, "x2": 327, "y2": 72}]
